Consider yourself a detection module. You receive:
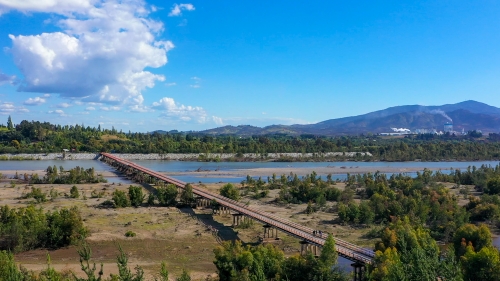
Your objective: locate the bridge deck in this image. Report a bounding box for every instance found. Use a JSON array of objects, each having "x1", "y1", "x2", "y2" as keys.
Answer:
[{"x1": 100, "y1": 153, "x2": 374, "y2": 264}]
